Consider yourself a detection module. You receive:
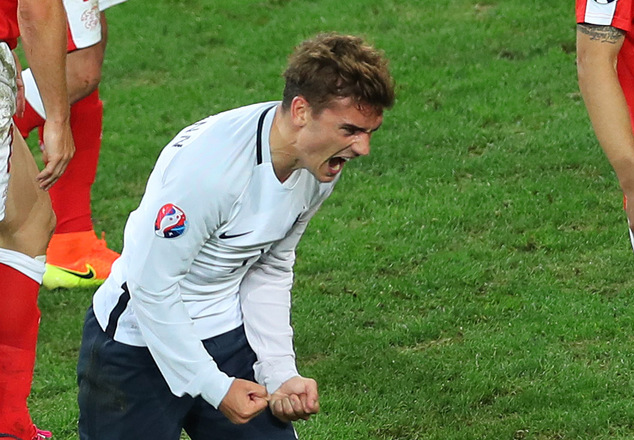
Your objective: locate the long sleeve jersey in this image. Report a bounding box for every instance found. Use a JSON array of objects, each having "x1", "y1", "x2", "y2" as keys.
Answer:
[{"x1": 92, "y1": 101, "x2": 338, "y2": 408}]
